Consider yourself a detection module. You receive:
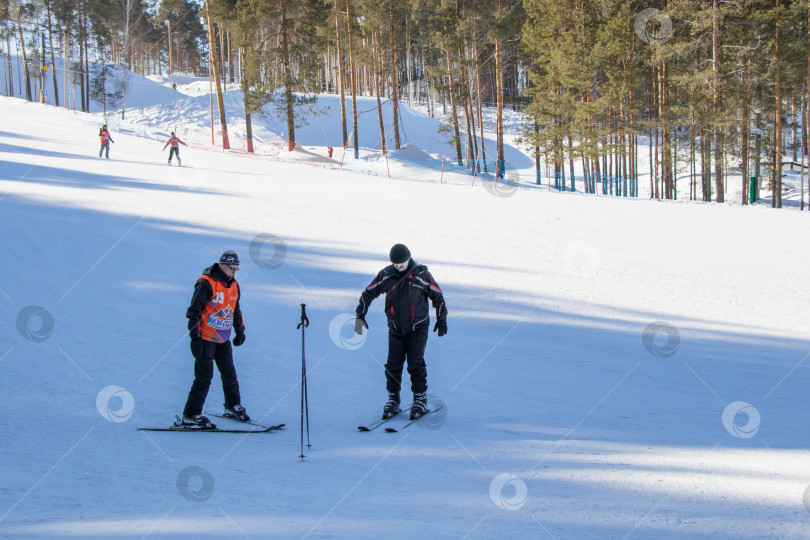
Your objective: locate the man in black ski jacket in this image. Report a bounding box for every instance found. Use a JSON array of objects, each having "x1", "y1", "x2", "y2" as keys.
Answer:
[
  {"x1": 179, "y1": 250, "x2": 250, "y2": 428},
  {"x1": 355, "y1": 244, "x2": 447, "y2": 420}
]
